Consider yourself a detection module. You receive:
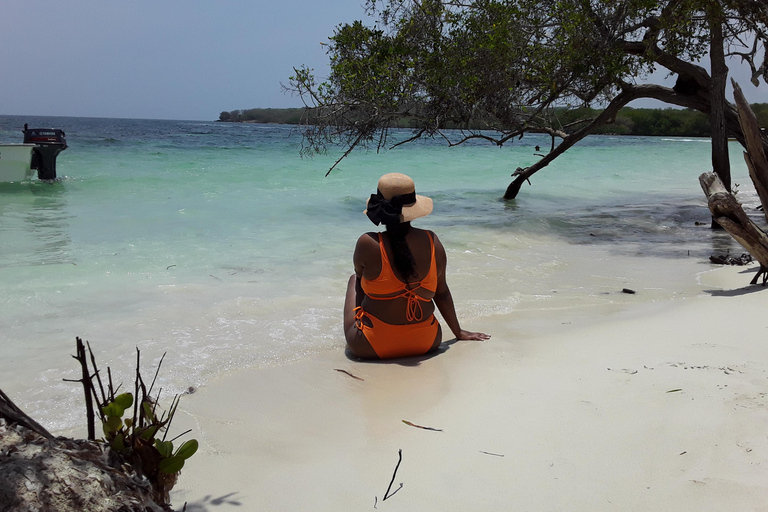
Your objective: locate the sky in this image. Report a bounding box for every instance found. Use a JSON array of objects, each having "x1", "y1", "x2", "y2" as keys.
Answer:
[
  {"x1": 1, "y1": 1, "x2": 766, "y2": 121},
  {"x1": 0, "y1": 1, "x2": 373, "y2": 120}
]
